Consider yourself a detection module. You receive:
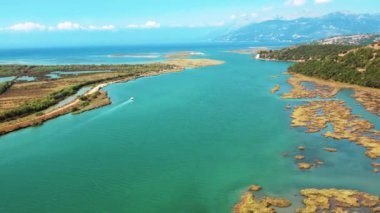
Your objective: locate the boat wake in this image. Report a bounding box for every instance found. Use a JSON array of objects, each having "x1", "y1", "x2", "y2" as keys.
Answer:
[
  {"x1": 75, "y1": 97, "x2": 135, "y2": 127},
  {"x1": 103, "y1": 97, "x2": 134, "y2": 113}
]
